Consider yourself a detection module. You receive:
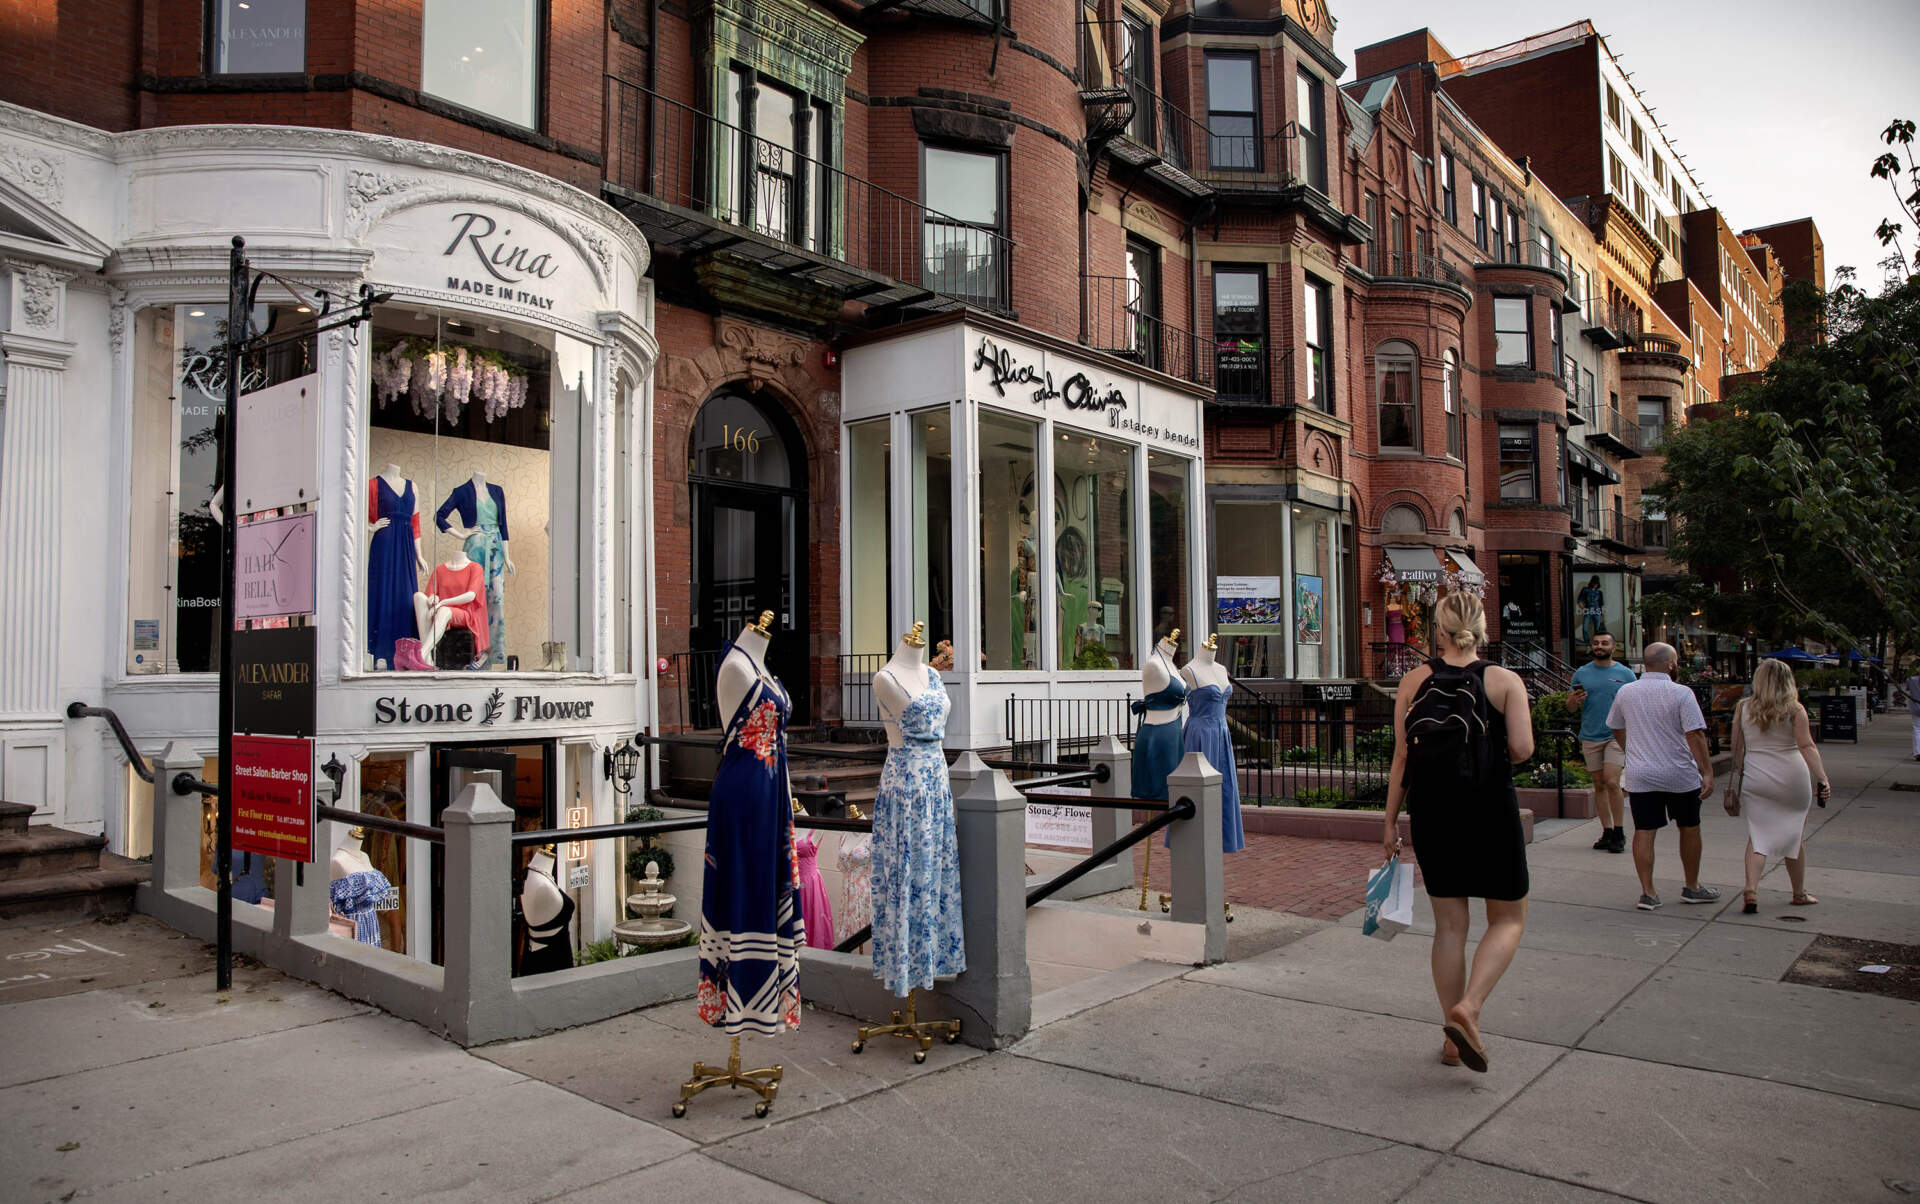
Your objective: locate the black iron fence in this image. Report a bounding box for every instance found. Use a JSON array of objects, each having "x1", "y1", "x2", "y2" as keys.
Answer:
[
  {"x1": 1370, "y1": 250, "x2": 1472, "y2": 288},
  {"x1": 1004, "y1": 695, "x2": 1135, "y2": 763},
  {"x1": 1209, "y1": 341, "x2": 1292, "y2": 406},
  {"x1": 1368, "y1": 640, "x2": 1429, "y2": 681},
  {"x1": 1222, "y1": 700, "x2": 1396, "y2": 808},
  {"x1": 661, "y1": 649, "x2": 722, "y2": 732},
  {"x1": 1082, "y1": 273, "x2": 1211, "y2": 387},
  {"x1": 836, "y1": 653, "x2": 889, "y2": 725},
  {"x1": 605, "y1": 76, "x2": 1013, "y2": 312}
]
